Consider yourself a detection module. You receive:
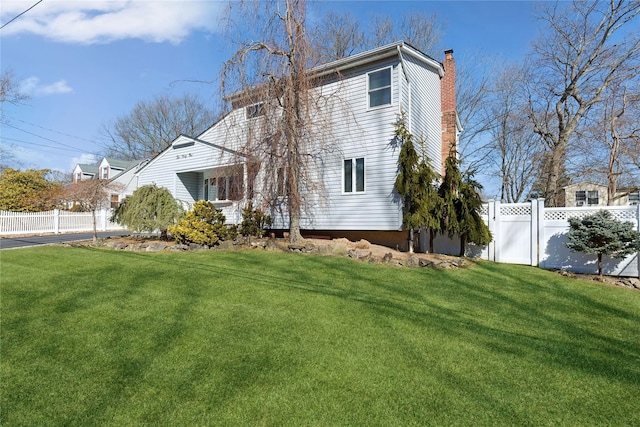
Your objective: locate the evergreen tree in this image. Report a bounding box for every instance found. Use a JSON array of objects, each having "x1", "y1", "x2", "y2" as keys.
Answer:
[
  {"x1": 438, "y1": 154, "x2": 492, "y2": 256},
  {"x1": 566, "y1": 210, "x2": 640, "y2": 276},
  {"x1": 393, "y1": 113, "x2": 440, "y2": 252},
  {"x1": 111, "y1": 184, "x2": 183, "y2": 239}
]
